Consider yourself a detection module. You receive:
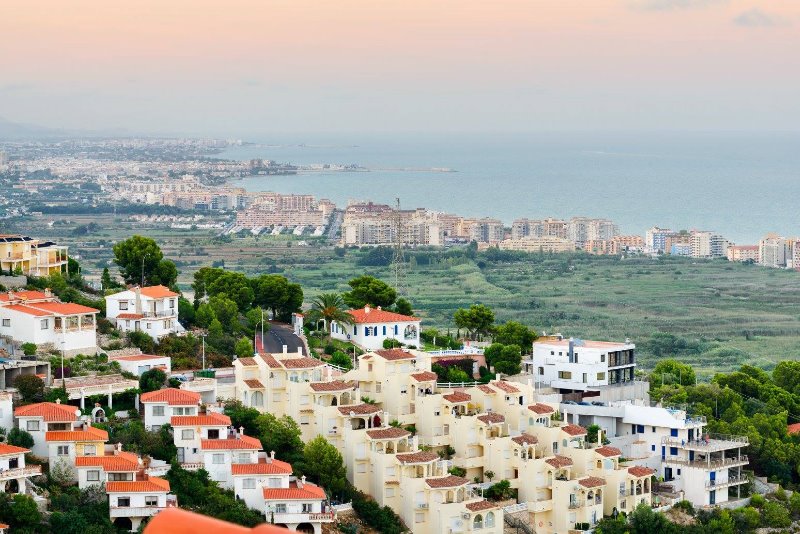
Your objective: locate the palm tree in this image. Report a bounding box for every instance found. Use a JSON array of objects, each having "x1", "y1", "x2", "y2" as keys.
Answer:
[{"x1": 305, "y1": 293, "x2": 355, "y2": 334}]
